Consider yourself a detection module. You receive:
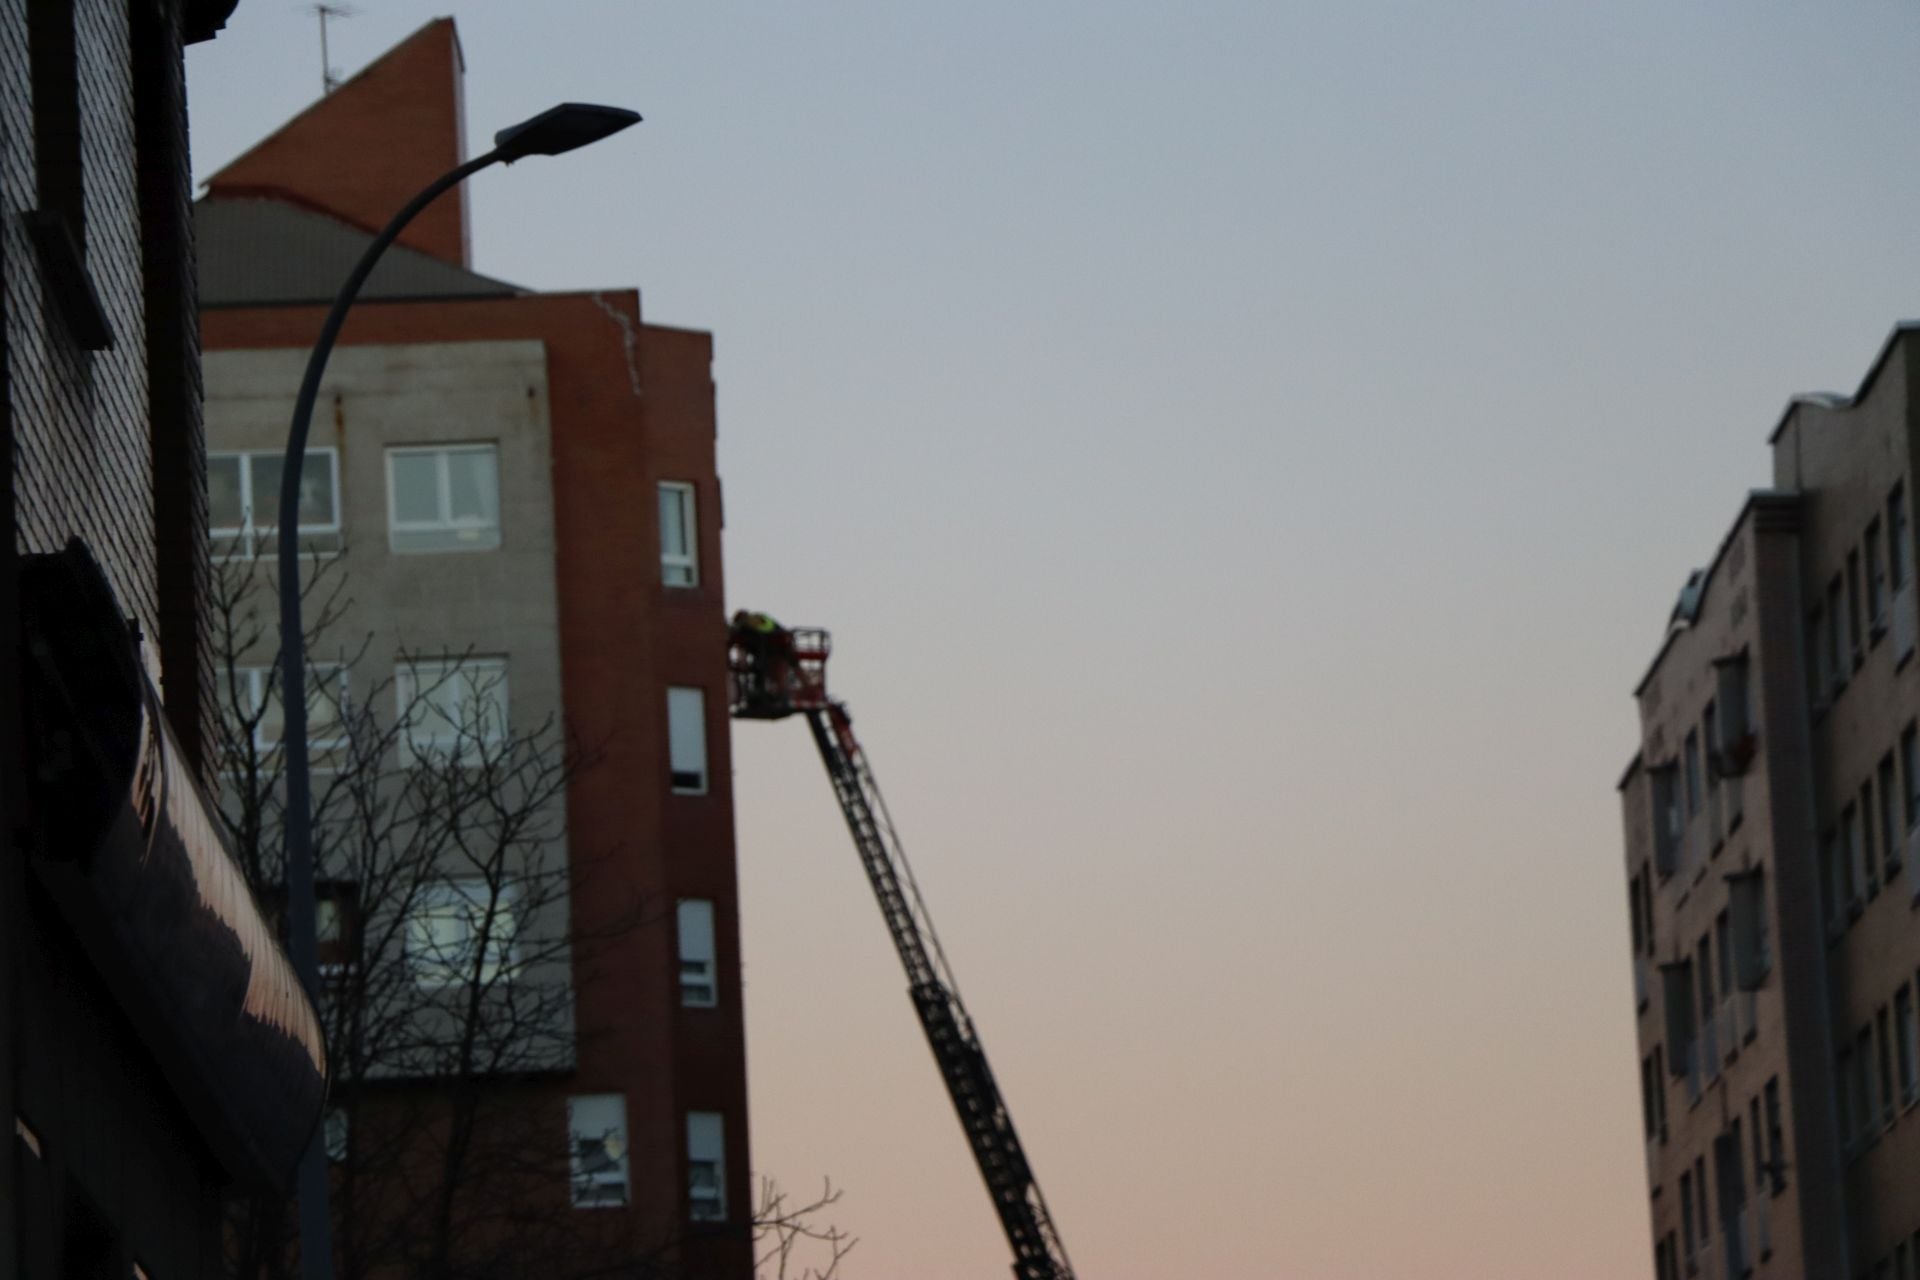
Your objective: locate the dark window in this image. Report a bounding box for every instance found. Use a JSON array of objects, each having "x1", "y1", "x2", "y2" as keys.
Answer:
[
  {"x1": 316, "y1": 881, "x2": 363, "y2": 973},
  {"x1": 1878, "y1": 1006, "x2": 1895, "y2": 1124},
  {"x1": 1892, "y1": 486, "x2": 1911, "y2": 591},
  {"x1": 1685, "y1": 730, "x2": 1703, "y2": 818},
  {"x1": 1848, "y1": 549, "x2": 1865, "y2": 664},
  {"x1": 1862, "y1": 781, "x2": 1880, "y2": 897},
  {"x1": 1829, "y1": 577, "x2": 1847, "y2": 689},
  {"x1": 1879, "y1": 754, "x2": 1901, "y2": 878},
  {"x1": 1764, "y1": 1077, "x2": 1785, "y2": 1192},
  {"x1": 1868, "y1": 519, "x2": 1888, "y2": 628},
  {"x1": 1903, "y1": 724, "x2": 1920, "y2": 832},
  {"x1": 28, "y1": 0, "x2": 82, "y2": 236}
]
